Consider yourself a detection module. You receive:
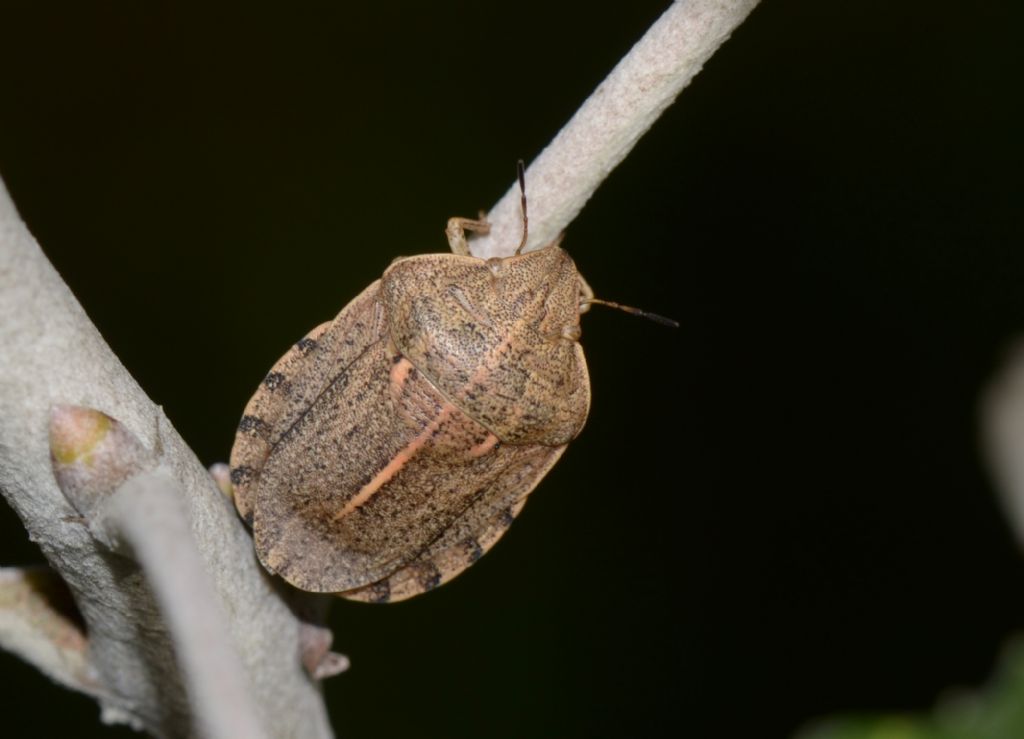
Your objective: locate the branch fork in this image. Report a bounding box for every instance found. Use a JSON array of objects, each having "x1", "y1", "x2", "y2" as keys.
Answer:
[{"x1": 0, "y1": 1, "x2": 760, "y2": 734}]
